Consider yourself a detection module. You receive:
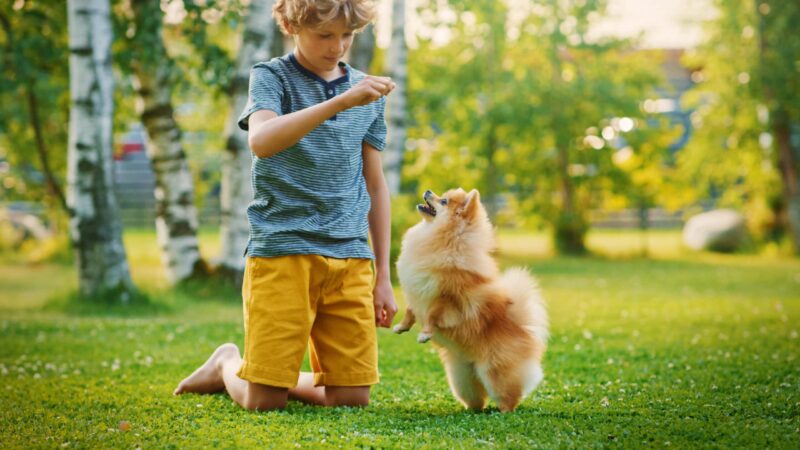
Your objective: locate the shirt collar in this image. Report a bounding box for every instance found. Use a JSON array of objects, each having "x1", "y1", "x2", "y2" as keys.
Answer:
[{"x1": 288, "y1": 52, "x2": 350, "y2": 87}]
